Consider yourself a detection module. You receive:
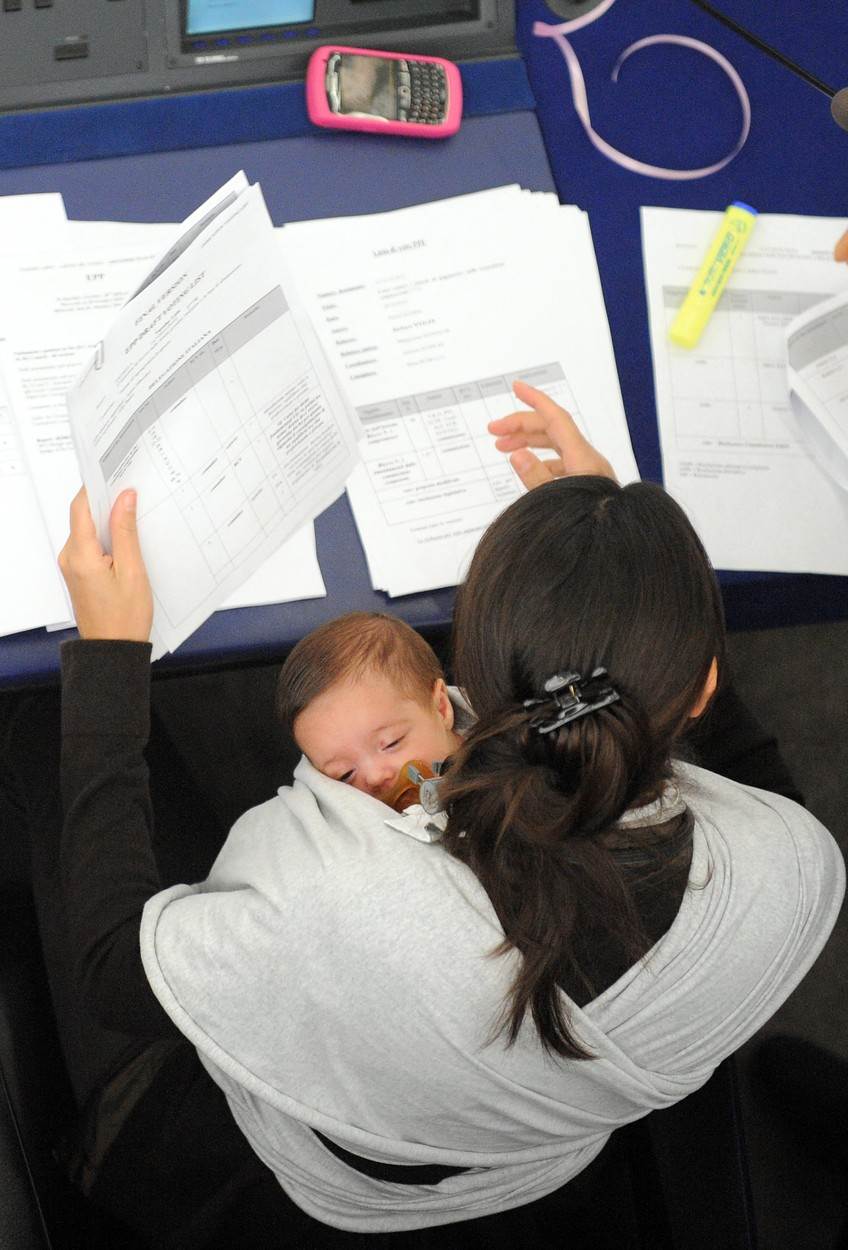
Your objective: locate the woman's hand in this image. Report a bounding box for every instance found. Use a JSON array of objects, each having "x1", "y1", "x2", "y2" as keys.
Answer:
[
  {"x1": 488, "y1": 380, "x2": 616, "y2": 491},
  {"x1": 59, "y1": 487, "x2": 154, "y2": 642},
  {"x1": 835, "y1": 228, "x2": 848, "y2": 263}
]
